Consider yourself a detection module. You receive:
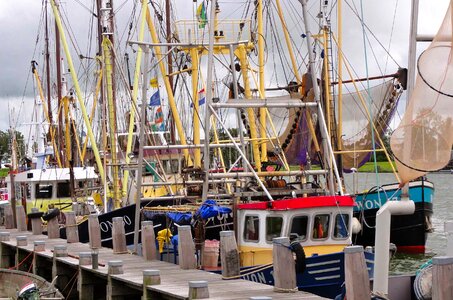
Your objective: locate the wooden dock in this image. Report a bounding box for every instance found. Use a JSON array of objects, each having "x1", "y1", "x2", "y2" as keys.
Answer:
[{"x1": 0, "y1": 228, "x2": 325, "y2": 299}]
